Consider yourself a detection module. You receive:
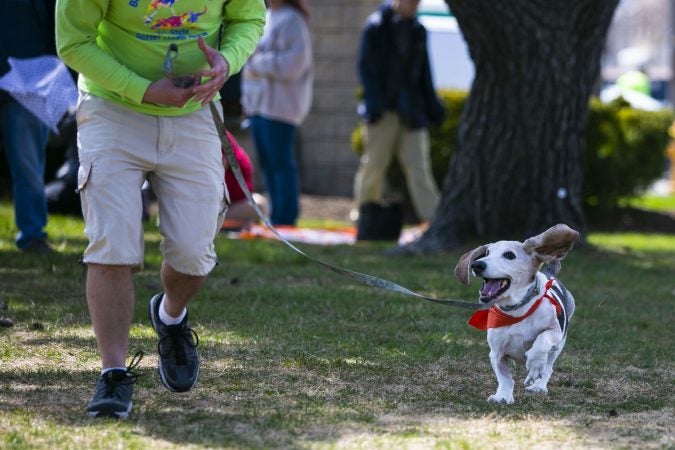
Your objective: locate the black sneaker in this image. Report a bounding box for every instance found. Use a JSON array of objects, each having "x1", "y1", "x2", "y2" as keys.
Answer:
[
  {"x1": 87, "y1": 351, "x2": 143, "y2": 419},
  {"x1": 148, "y1": 293, "x2": 200, "y2": 392},
  {"x1": 21, "y1": 238, "x2": 53, "y2": 254}
]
